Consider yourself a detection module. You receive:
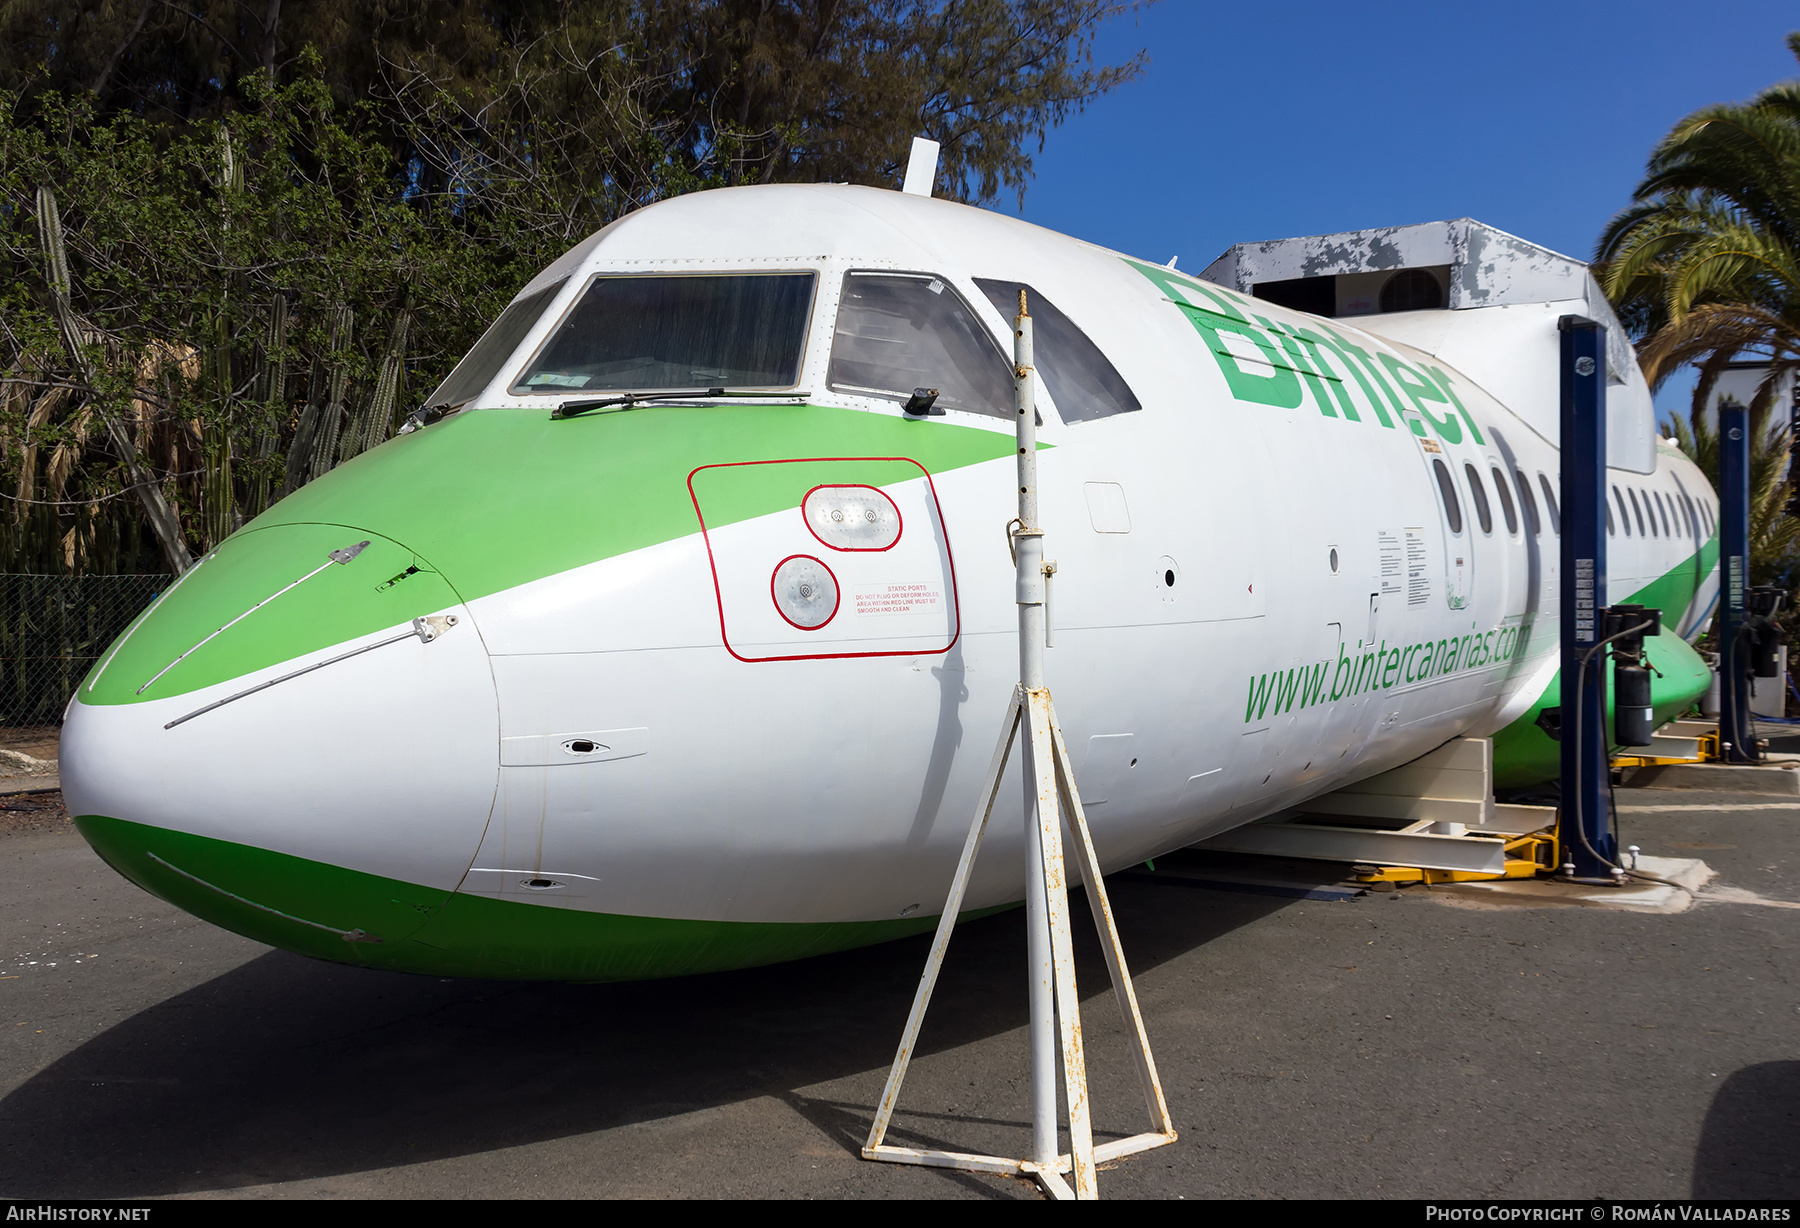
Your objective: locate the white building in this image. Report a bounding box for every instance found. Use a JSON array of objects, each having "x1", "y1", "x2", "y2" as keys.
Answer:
[{"x1": 1703, "y1": 360, "x2": 1798, "y2": 424}]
